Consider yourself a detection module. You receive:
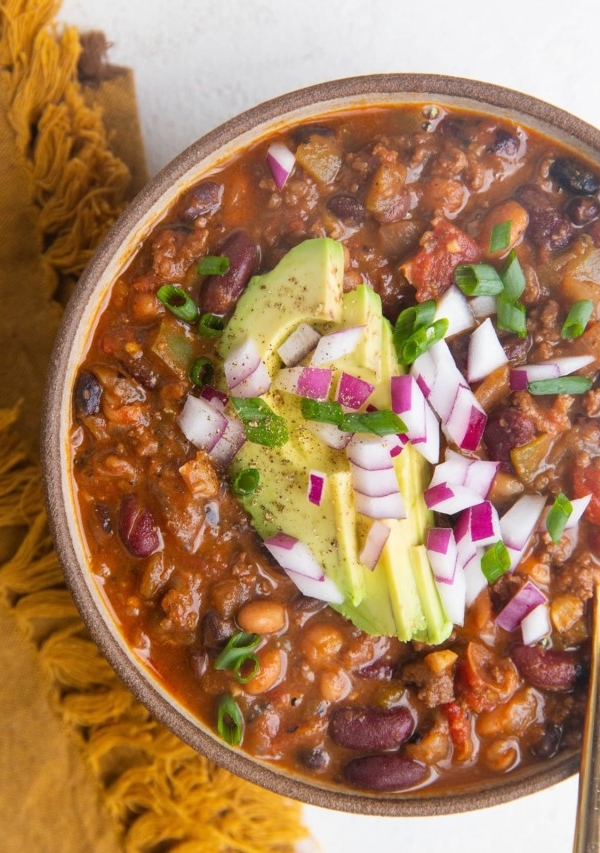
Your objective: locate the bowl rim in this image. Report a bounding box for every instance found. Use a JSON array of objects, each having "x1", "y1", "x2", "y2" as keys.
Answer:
[{"x1": 41, "y1": 72, "x2": 592, "y2": 817}]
